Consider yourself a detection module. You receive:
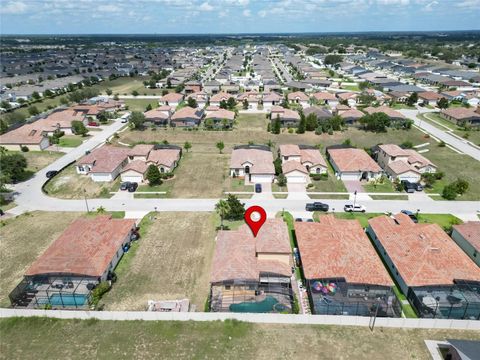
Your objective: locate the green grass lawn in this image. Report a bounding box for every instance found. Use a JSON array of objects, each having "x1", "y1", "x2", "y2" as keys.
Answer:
[
  {"x1": 363, "y1": 179, "x2": 398, "y2": 193},
  {"x1": 392, "y1": 286, "x2": 418, "y2": 318},
  {"x1": 124, "y1": 98, "x2": 160, "y2": 112},
  {"x1": 369, "y1": 195, "x2": 408, "y2": 200},
  {"x1": 134, "y1": 193, "x2": 169, "y2": 199},
  {"x1": 307, "y1": 165, "x2": 347, "y2": 193},
  {"x1": 57, "y1": 135, "x2": 84, "y2": 147},
  {"x1": 225, "y1": 177, "x2": 254, "y2": 192},
  {"x1": 391, "y1": 103, "x2": 416, "y2": 110},
  {"x1": 3, "y1": 317, "x2": 479, "y2": 360},
  {"x1": 315, "y1": 212, "x2": 384, "y2": 228},
  {"x1": 421, "y1": 113, "x2": 480, "y2": 145},
  {"x1": 417, "y1": 213, "x2": 462, "y2": 230},
  {"x1": 308, "y1": 194, "x2": 350, "y2": 199},
  {"x1": 340, "y1": 84, "x2": 360, "y2": 92}
]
